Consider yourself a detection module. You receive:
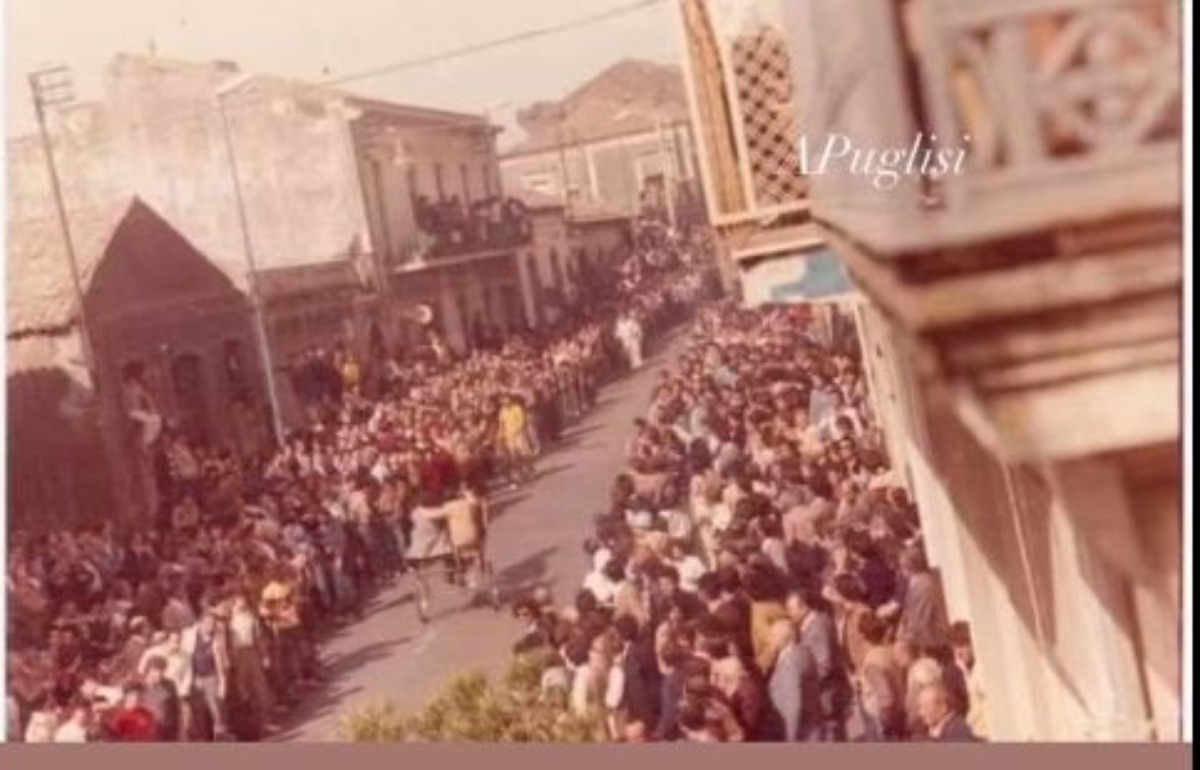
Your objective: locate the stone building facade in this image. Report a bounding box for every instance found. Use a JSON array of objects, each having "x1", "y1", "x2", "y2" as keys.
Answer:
[
  {"x1": 348, "y1": 95, "x2": 527, "y2": 354},
  {"x1": 500, "y1": 59, "x2": 706, "y2": 229},
  {"x1": 7, "y1": 197, "x2": 268, "y2": 529},
  {"x1": 9, "y1": 54, "x2": 535, "y2": 426}
]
